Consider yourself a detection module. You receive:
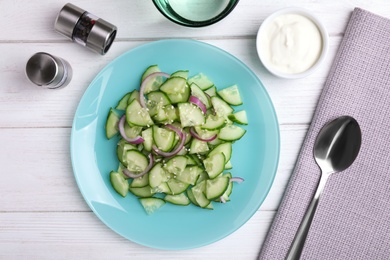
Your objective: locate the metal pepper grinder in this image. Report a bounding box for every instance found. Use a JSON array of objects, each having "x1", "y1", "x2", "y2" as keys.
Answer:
[{"x1": 54, "y1": 3, "x2": 117, "y2": 55}]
